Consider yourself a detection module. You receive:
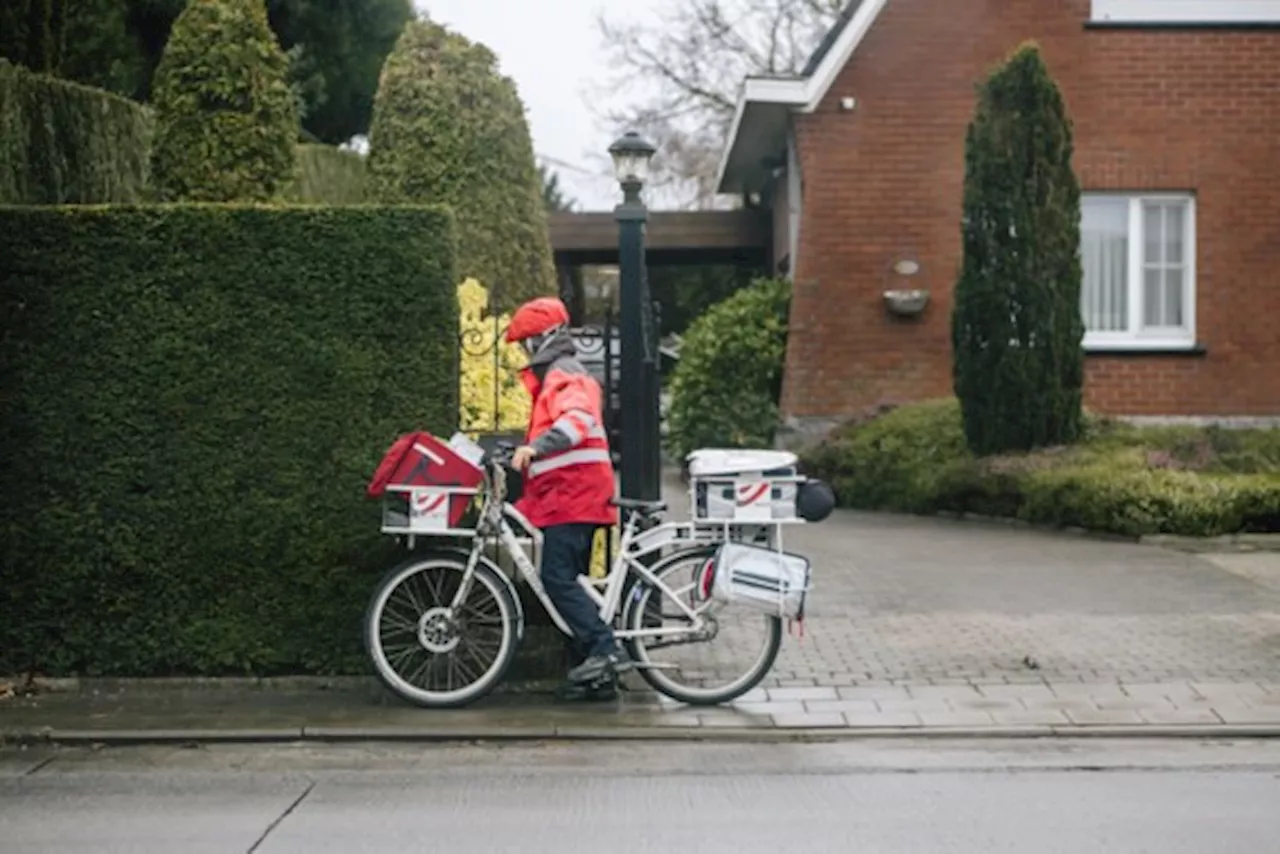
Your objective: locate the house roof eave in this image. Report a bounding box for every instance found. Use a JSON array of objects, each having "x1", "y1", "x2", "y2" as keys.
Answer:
[
  {"x1": 714, "y1": 79, "x2": 805, "y2": 195},
  {"x1": 714, "y1": 0, "x2": 891, "y2": 195}
]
